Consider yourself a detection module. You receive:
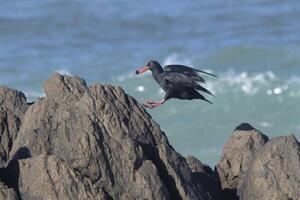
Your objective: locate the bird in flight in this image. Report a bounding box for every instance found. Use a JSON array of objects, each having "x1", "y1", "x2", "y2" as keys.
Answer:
[{"x1": 135, "y1": 60, "x2": 217, "y2": 109}]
